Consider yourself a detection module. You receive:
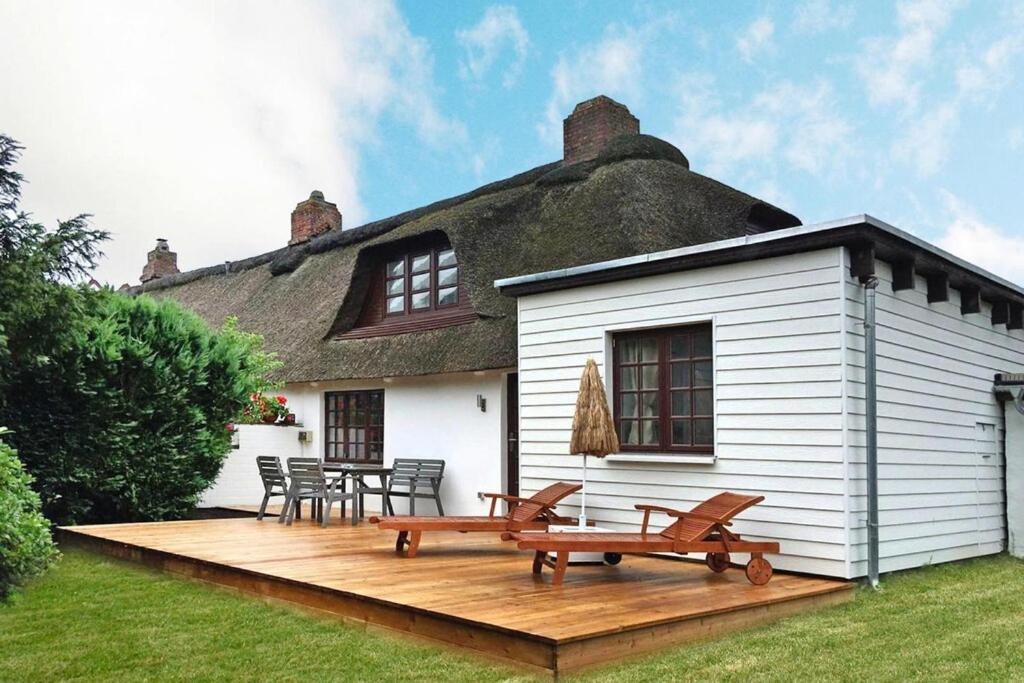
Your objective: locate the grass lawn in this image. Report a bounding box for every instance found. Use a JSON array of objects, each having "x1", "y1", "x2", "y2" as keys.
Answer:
[{"x1": 1, "y1": 550, "x2": 1022, "y2": 682}]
